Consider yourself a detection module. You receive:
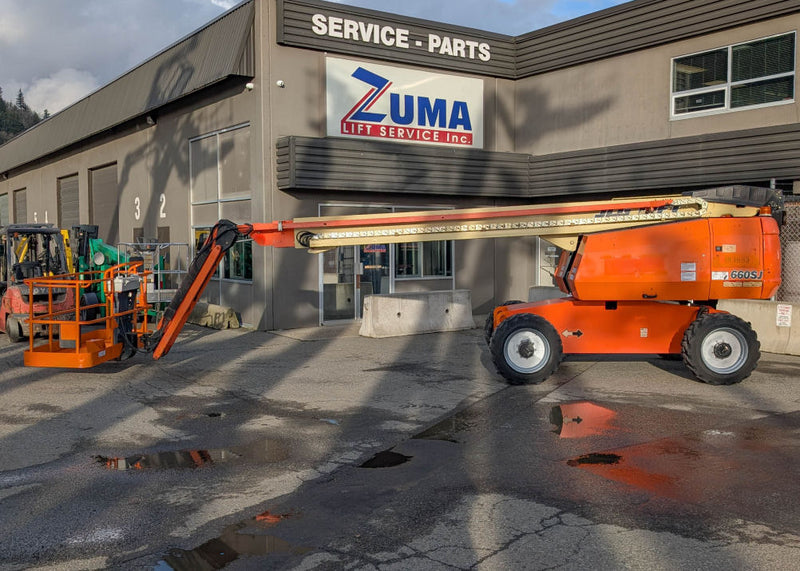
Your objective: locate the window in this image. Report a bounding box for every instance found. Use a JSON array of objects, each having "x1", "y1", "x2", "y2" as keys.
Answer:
[
  {"x1": 395, "y1": 241, "x2": 452, "y2": 278},
  {"x1": 190, "y1": 124, "x2": 252, "y2": 281},
  {"x1": 672, "y1": 33, "x2": 795, "y2": 117}
]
